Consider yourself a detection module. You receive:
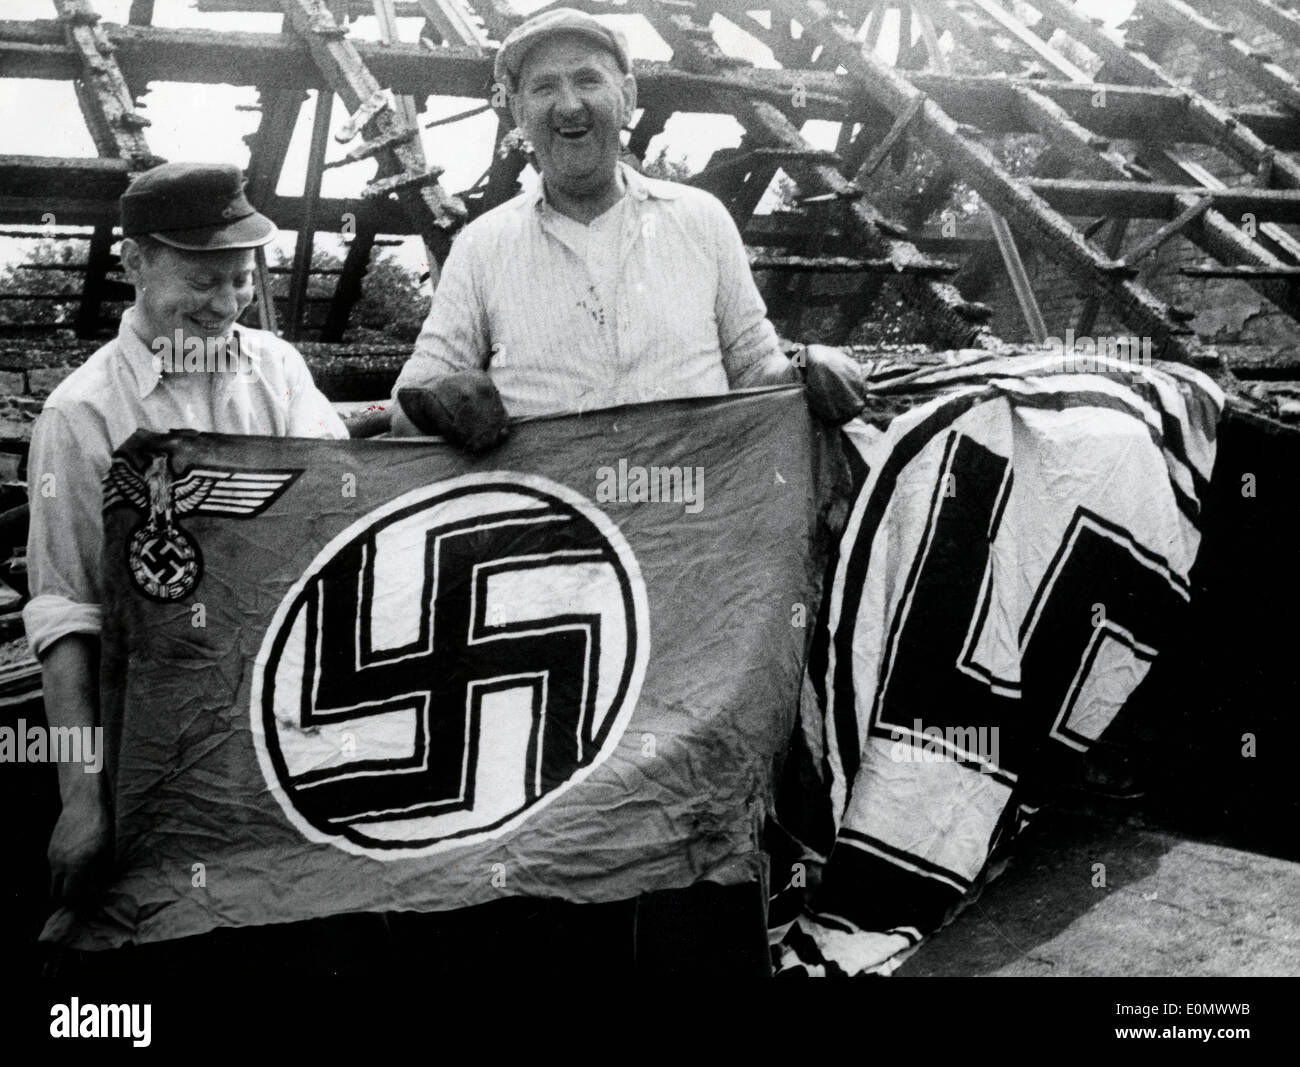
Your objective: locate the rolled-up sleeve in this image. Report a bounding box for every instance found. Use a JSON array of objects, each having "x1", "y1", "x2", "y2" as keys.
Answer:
[
  {"x1": 707, "y1": 197, "x2": 793, "y2": 389},
  {"x1": 22, "y1": 404, "x2": 108, "y2": 657},
  {"x1": 393, "y1": 232, "x2": 491, "y2": 394}
]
